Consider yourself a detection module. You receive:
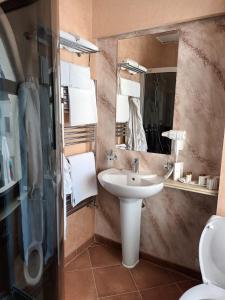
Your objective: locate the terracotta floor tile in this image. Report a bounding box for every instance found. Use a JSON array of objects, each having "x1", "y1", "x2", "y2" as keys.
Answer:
[
  {"x1": 98, "y1": 291, "x2": 141, "y2": 300},
  {"x1": 141, "y1": 284, "x2": 182, "y2": 300},
  {"x1": 89, "y1": 245, "x2": 121, "y2": 268},
  {"x1": 169, "y1": 270, "x2": 193, "y2": 282},
  {"x1": 177, "y1": 279, "x2": 201, "y2": 293},
  {"x1": 93, "y1": 265, "x2": 136, "y2": 297},
  {"x1": 65, "y1": 251, "x2": 91, "y2": 271},
  {"x1": 65, "y1": 269, "x2": 97, "y2": 300},
  {"x1": 130, "y1": 260, "x2": 177, "y2": 290}
]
